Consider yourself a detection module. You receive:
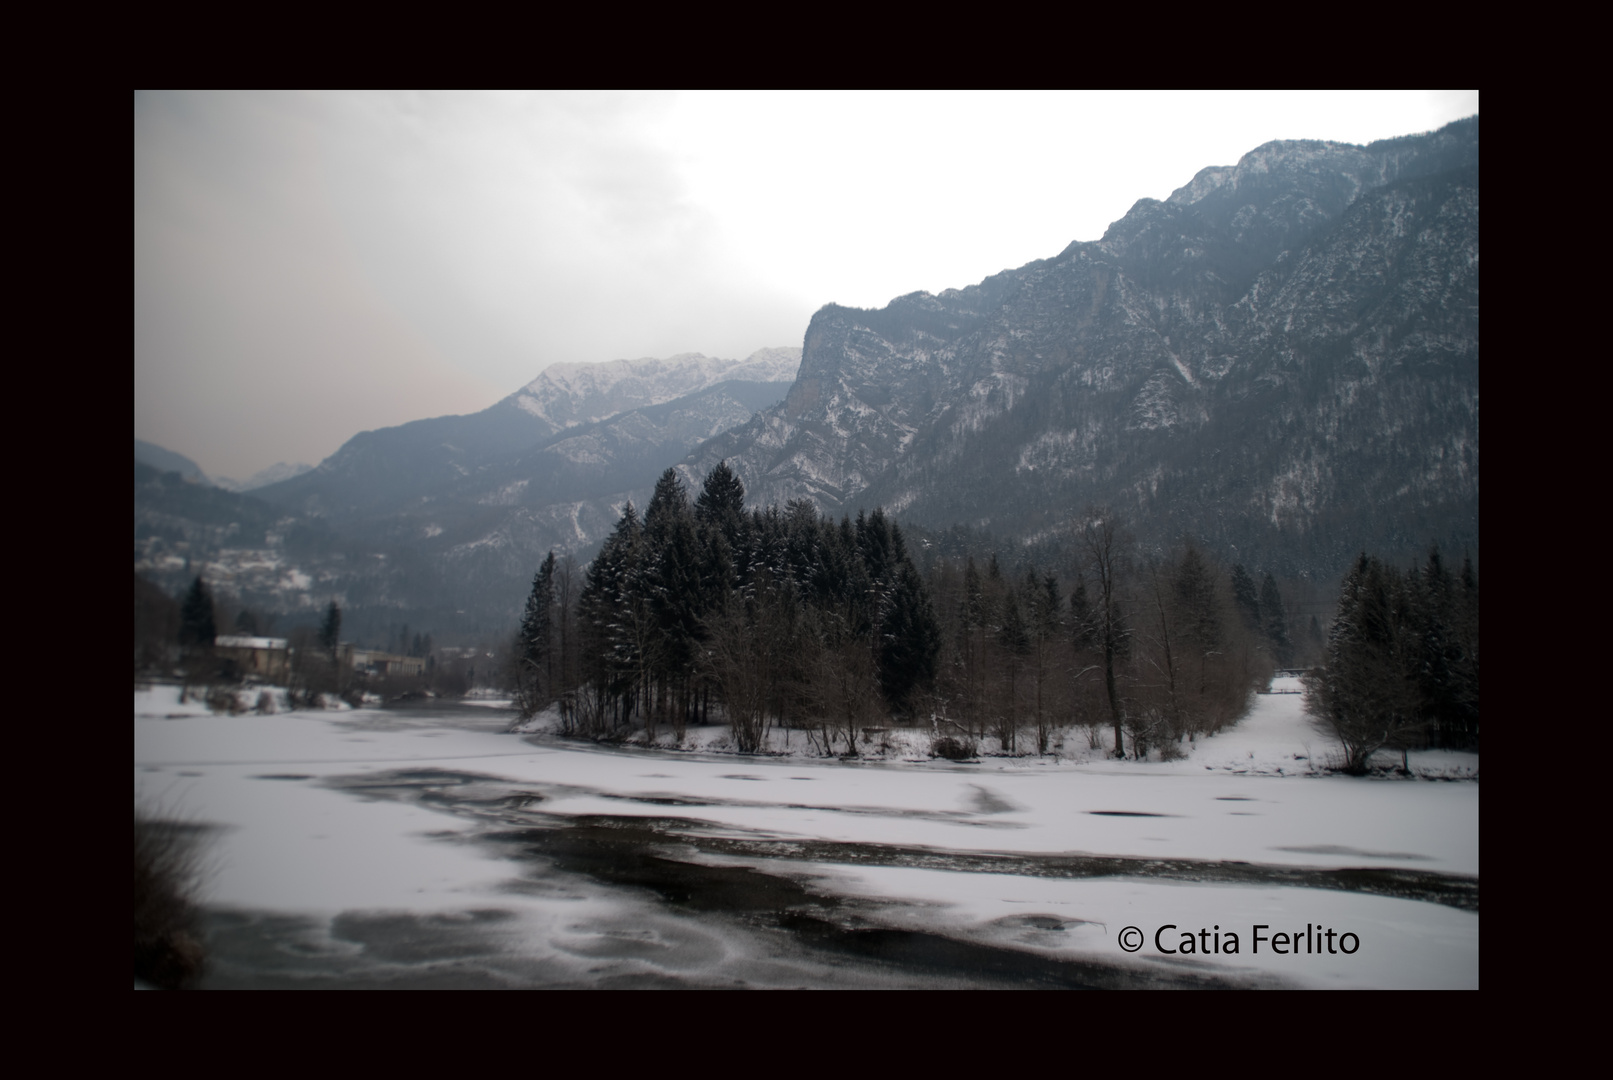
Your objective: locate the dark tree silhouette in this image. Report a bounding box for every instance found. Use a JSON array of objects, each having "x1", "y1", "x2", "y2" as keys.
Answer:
[{"x1": 179, "y1": 577, "x2": 216, "y2": 648}]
